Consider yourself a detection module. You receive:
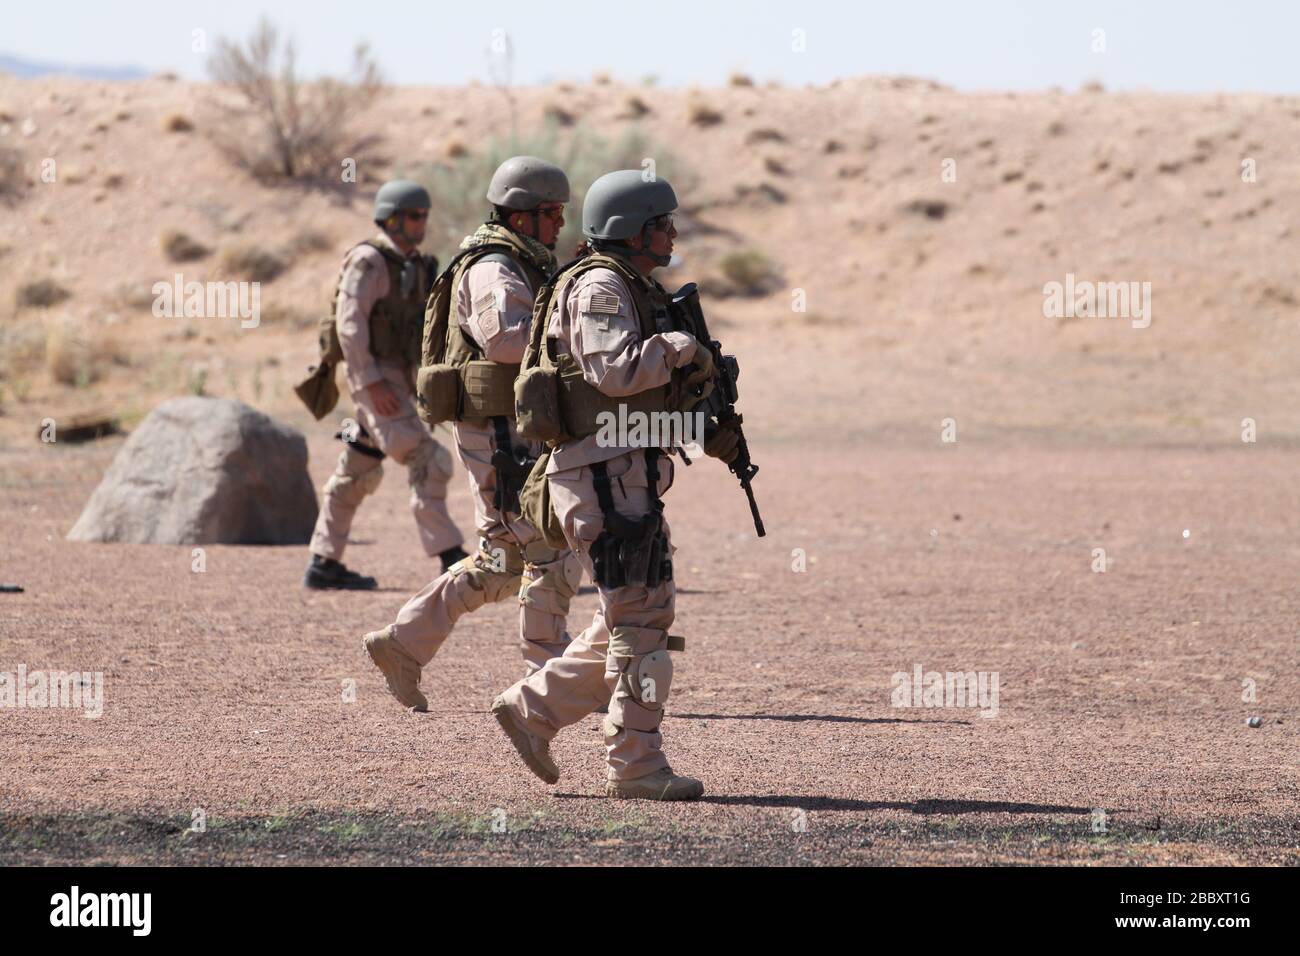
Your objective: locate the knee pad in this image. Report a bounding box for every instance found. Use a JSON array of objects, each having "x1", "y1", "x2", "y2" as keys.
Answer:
[
  {"x1": 607, "y1": 626, "x2": 670, "y2": 733},
  {"x1": 406, "y1": 438, "x2": 454, "y2": 492},
  {"x1": 631, "y1": 649, "x2": 673, "y2": 707},
  {"x1": 449, "y1": 544, "x2": 524, "y2": 607},
  {"x1": 519, "y1": 548, "x2": 582, "y2": 608},
  {"x1": 324, "y1": 453, "x2": 383, "y2": 507}
]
